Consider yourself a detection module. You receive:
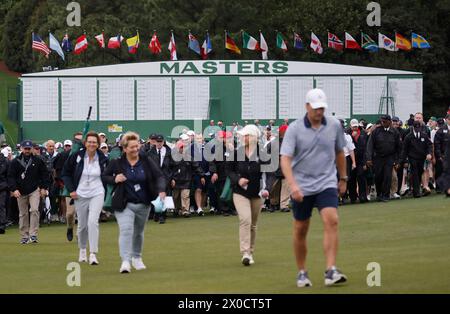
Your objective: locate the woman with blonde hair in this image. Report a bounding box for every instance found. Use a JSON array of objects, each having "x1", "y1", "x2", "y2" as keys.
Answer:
[
  {"x1": 226, "y1": 124, "x2": 274, "y2": 266},
  {"x1": 102, "y1": 132, "x2": 166, "y2": 273}
]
